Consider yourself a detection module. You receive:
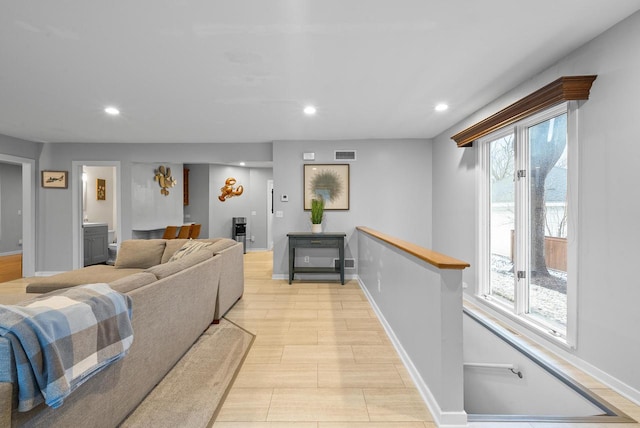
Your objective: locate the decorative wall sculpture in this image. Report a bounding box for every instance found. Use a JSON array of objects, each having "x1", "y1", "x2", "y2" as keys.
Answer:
[
  {"x1": 218, "y1": 177, "x2": 244, "y2": 202},
  {"x1": 154, "y1": 165, "x2": 177, "y2": 196}
]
